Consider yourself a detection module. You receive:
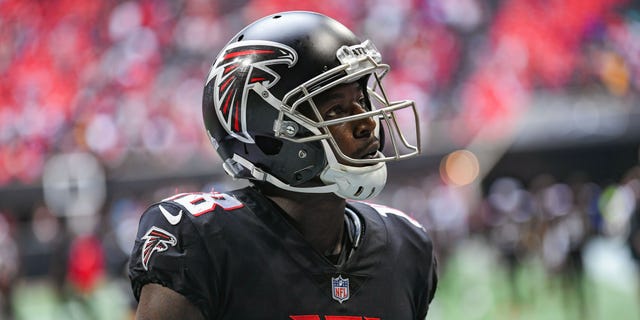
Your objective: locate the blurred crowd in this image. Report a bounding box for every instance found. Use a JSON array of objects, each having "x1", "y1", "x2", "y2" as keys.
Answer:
[
  {"x1": 1, "y1": 0, "x2": 639, "y2": 185},
  {"x1": 1, "y1": 0, "x2": 640, "y2": 319}
]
